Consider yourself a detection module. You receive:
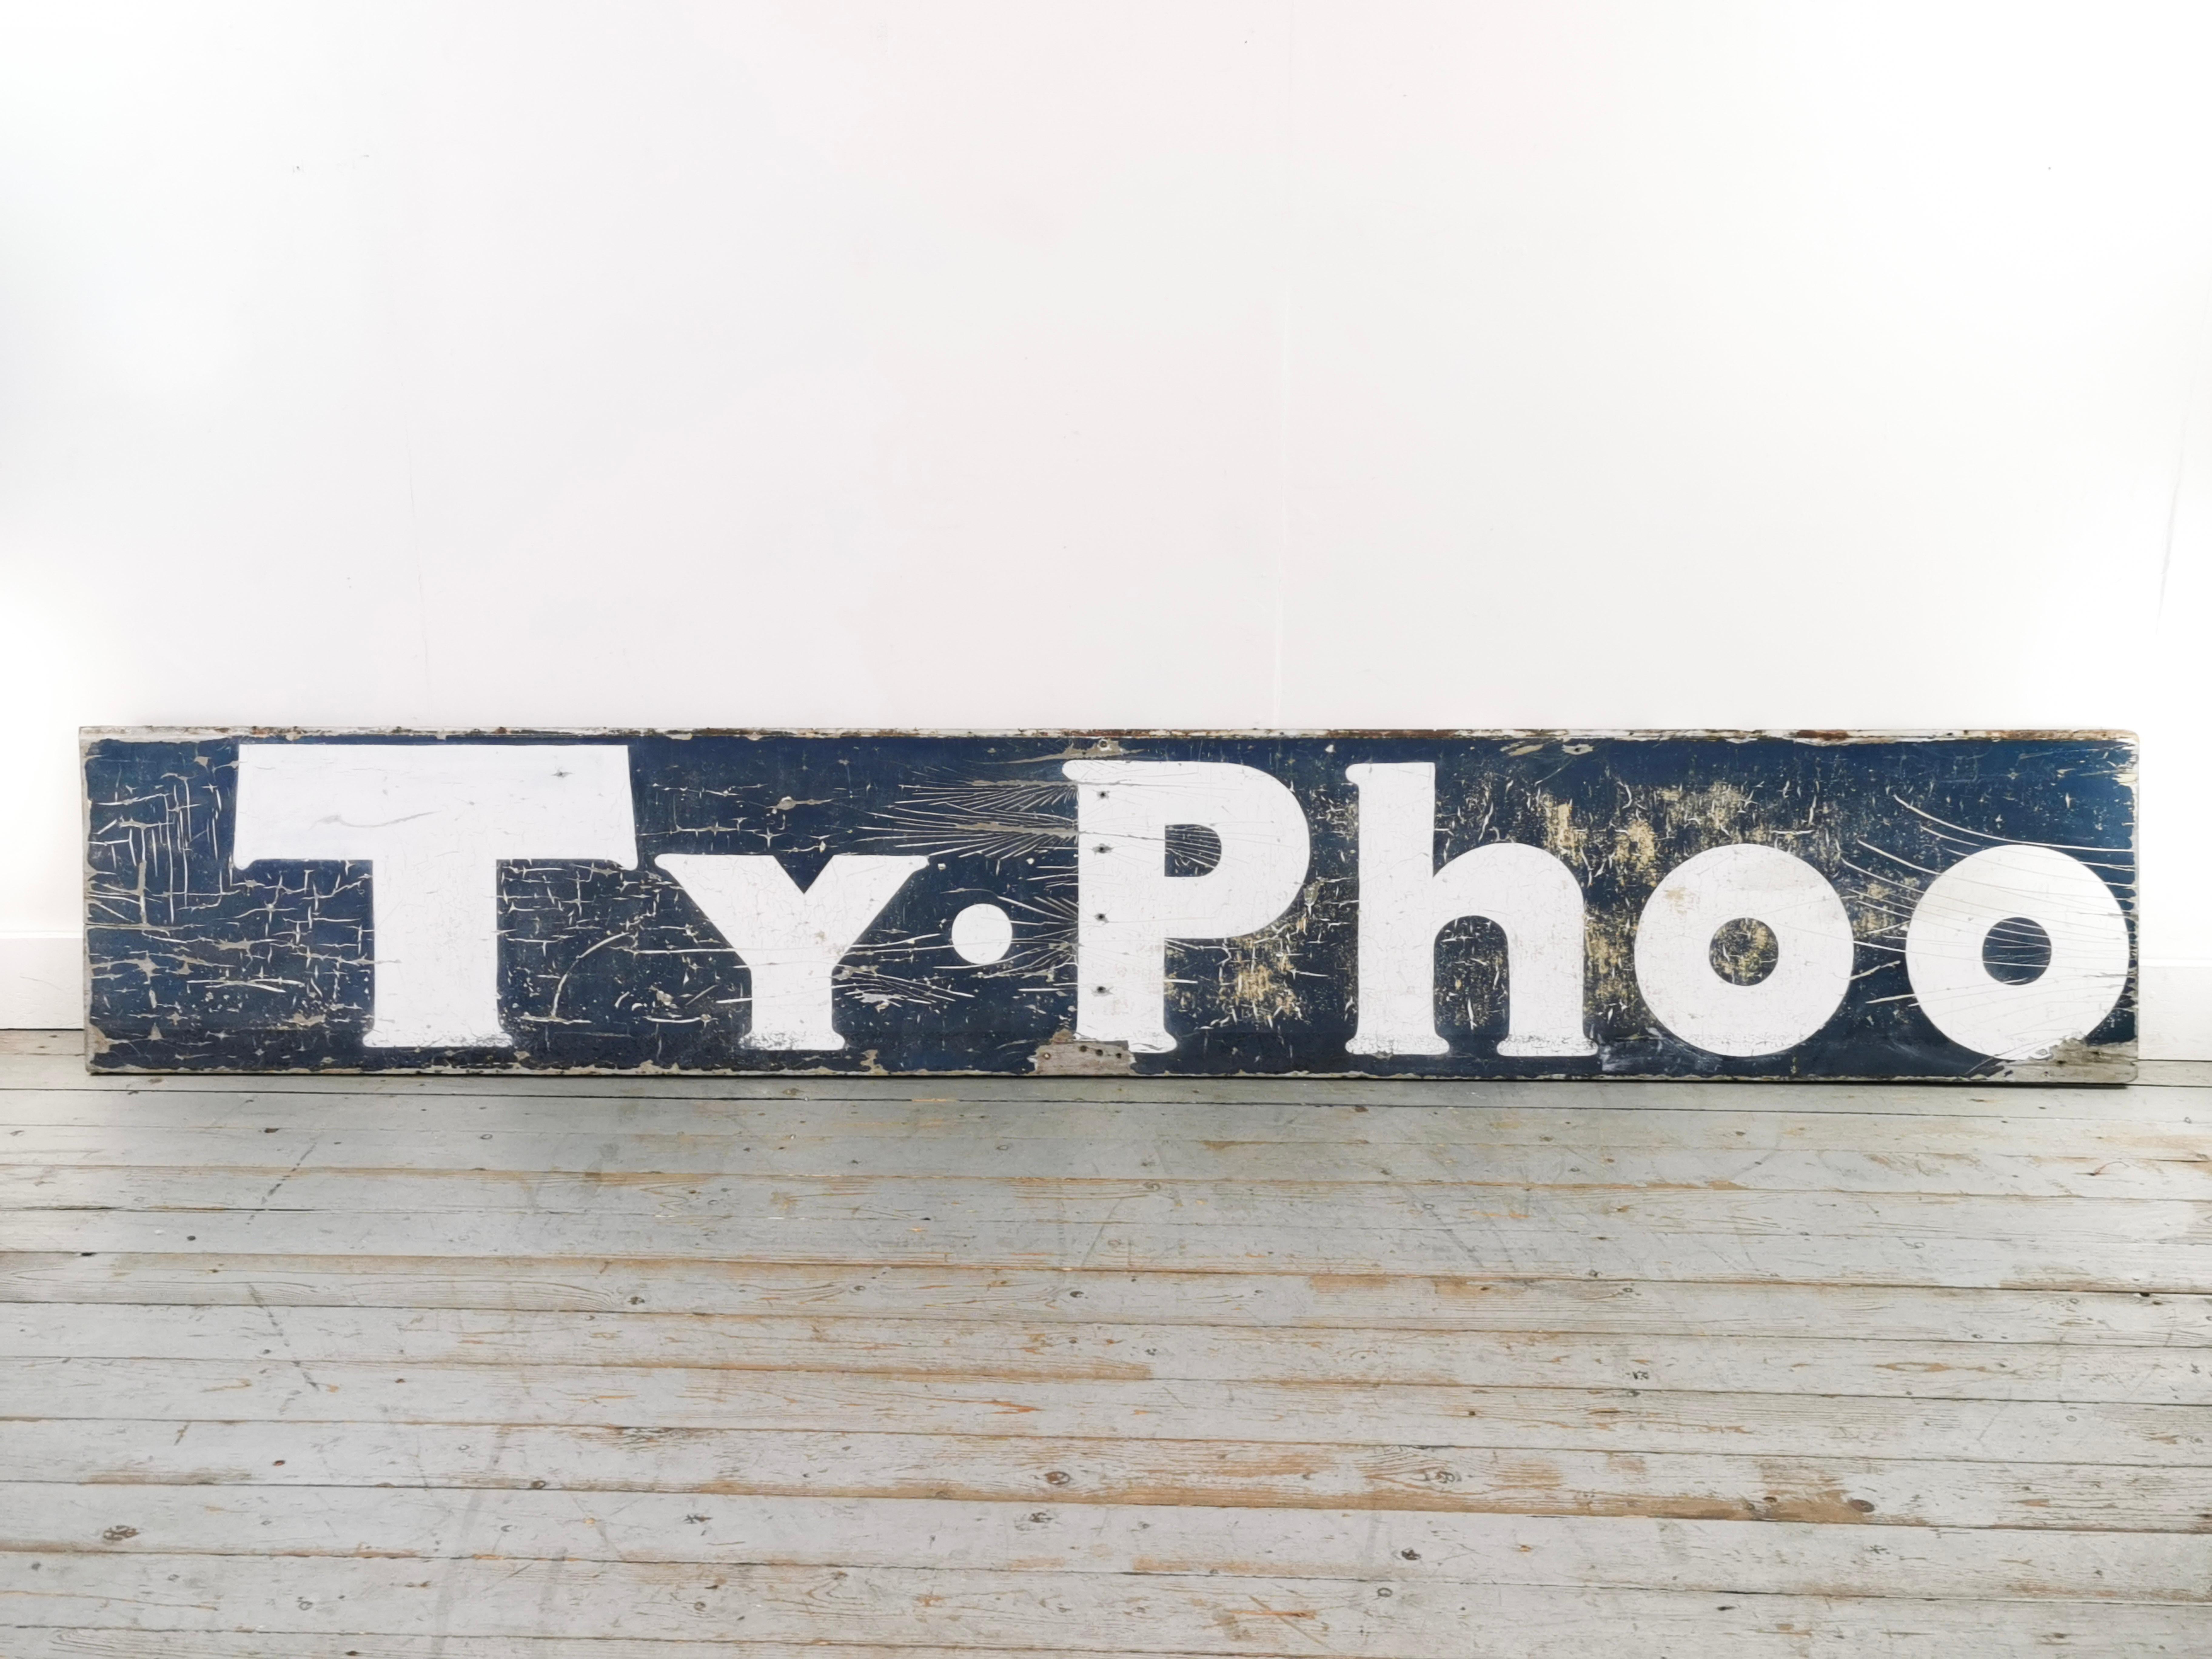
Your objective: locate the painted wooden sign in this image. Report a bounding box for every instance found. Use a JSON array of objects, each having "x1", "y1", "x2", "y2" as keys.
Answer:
[{"x1": 82, "y1": 730, "x2": 2137, "y2": 1080}]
